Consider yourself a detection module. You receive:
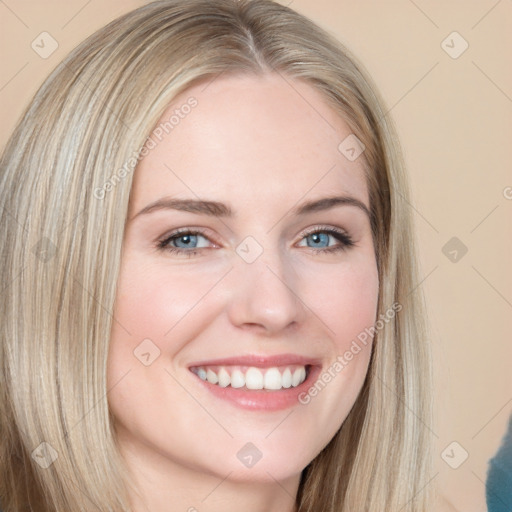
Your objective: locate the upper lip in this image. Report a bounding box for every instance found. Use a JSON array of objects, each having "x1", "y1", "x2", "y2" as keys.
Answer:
[{"x1": 188, "y1": 353, "x2": 322, "y2": 368}]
